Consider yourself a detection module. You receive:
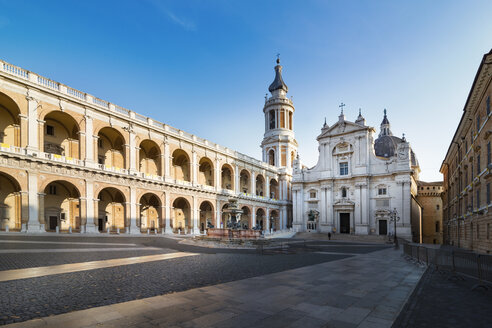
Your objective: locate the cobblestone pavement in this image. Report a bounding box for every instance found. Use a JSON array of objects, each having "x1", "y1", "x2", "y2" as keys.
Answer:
[
  {"x1": 4, "y1": 247, "x2": 424, "y2": 328},
  {"x1": 0, "y1": 234, "x2": 390, "y2": 325},
  {"x1": 393, "y1": 267, "x2": 492, "y2": 328}
]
